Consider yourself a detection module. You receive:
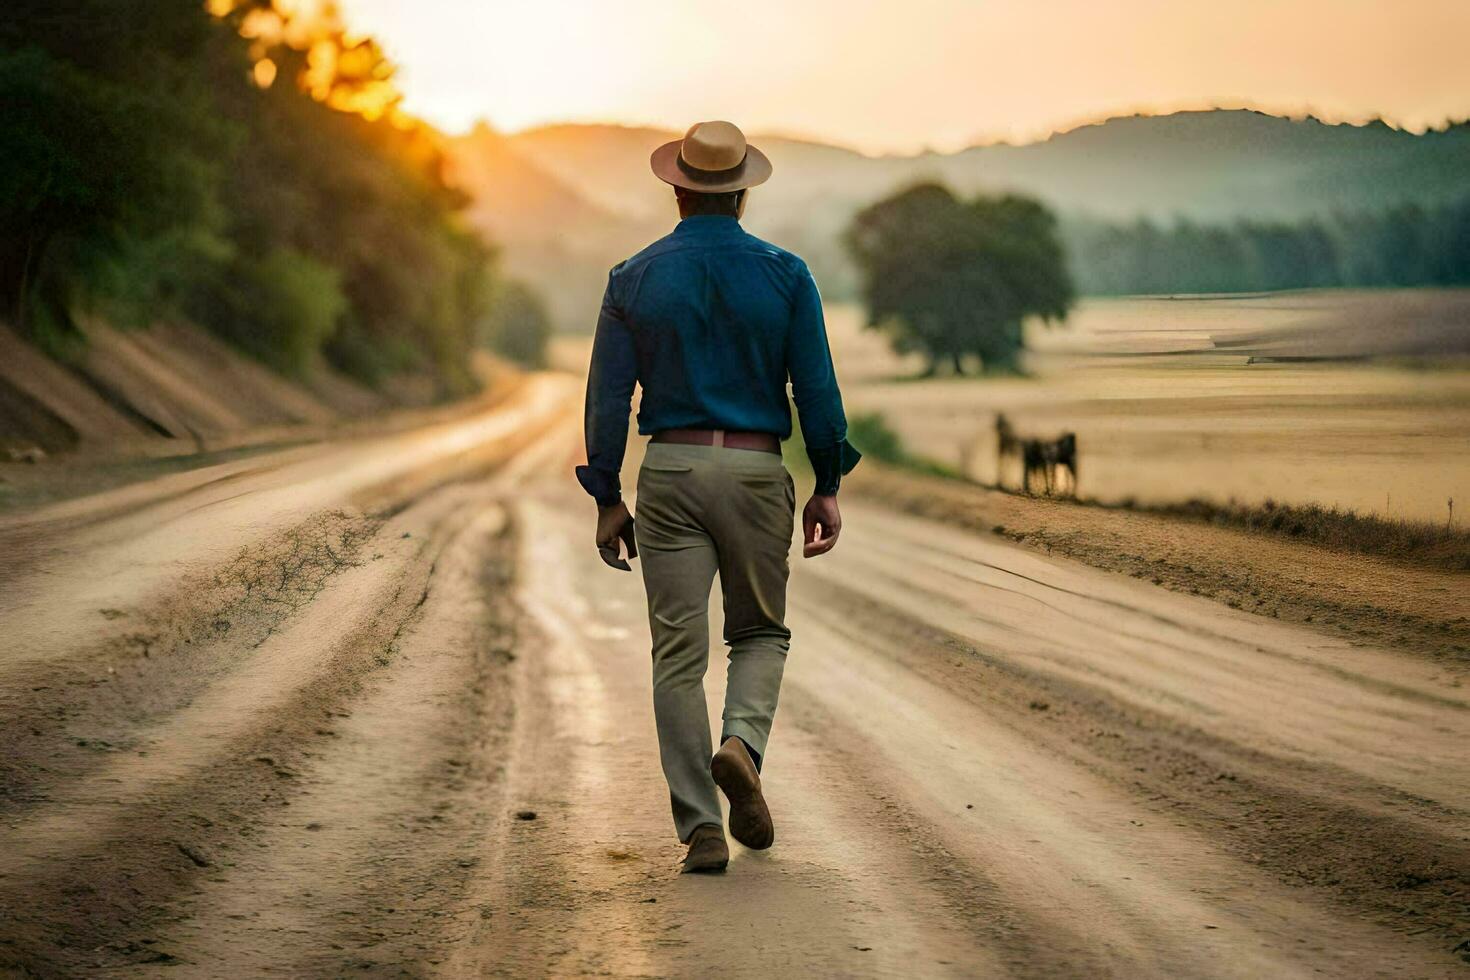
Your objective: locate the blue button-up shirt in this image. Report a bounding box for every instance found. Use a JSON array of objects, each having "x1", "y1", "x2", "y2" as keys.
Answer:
[{"x1": 576, "y1": 215, "x2": 860, "y2": 506}]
